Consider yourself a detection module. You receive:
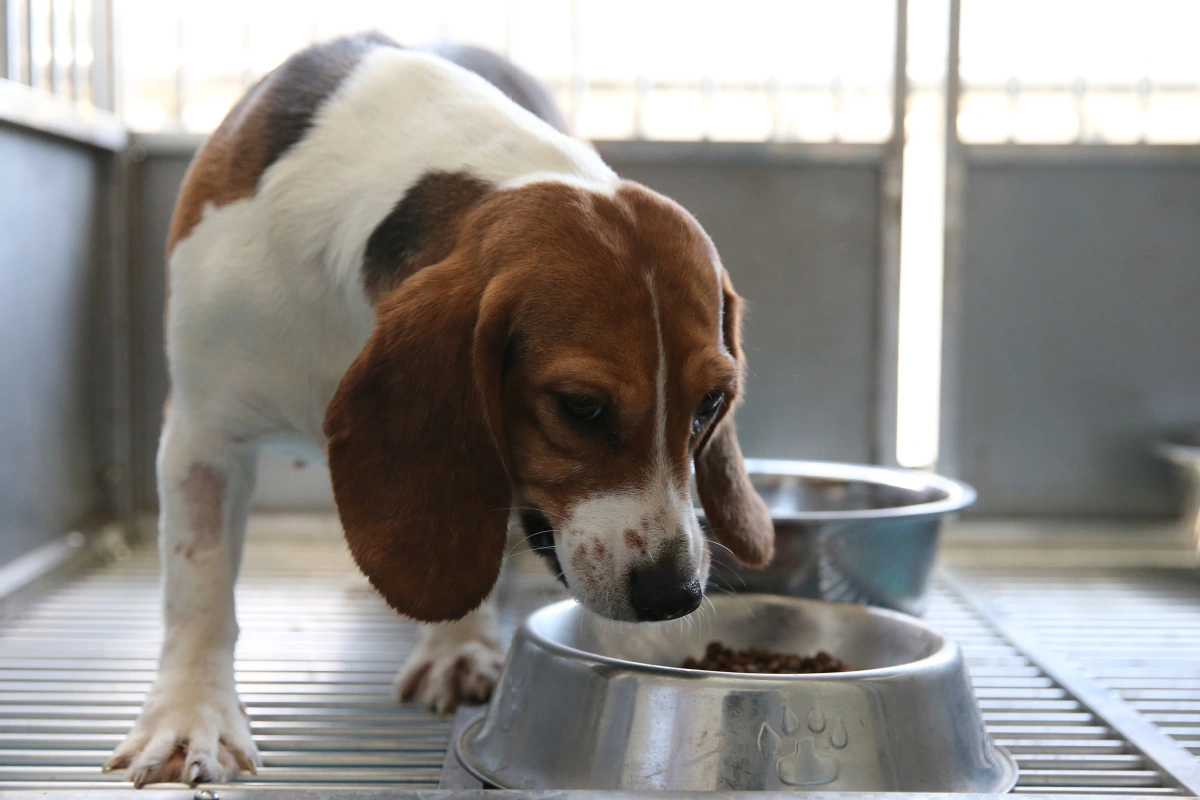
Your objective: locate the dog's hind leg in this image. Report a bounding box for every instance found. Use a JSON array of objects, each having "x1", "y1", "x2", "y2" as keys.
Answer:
[{"x1": 106, "y1": 398, "x2": 261, "y2": 787}]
